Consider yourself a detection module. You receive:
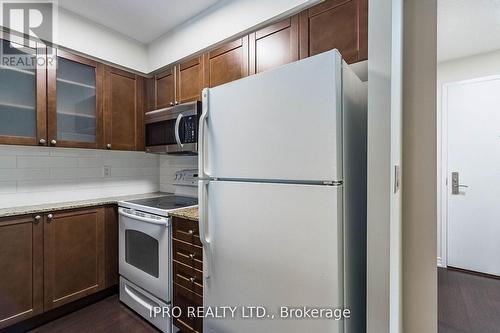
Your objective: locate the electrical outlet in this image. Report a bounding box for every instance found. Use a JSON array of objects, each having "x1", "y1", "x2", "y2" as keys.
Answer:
[{"x1": 103, "y1": 166, "x2": 111, "y2": 178}]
